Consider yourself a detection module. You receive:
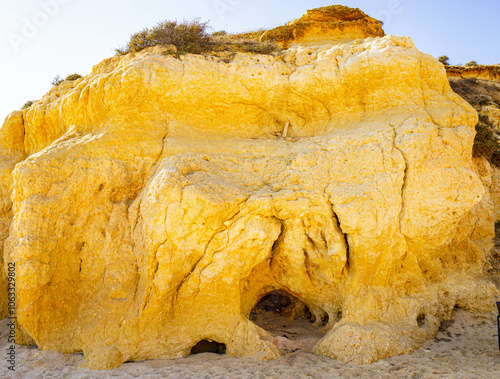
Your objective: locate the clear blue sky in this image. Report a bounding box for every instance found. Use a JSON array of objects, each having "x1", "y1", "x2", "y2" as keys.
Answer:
[{"x1": 1, "y1": 0, "x2": 499, "y2": 121}]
